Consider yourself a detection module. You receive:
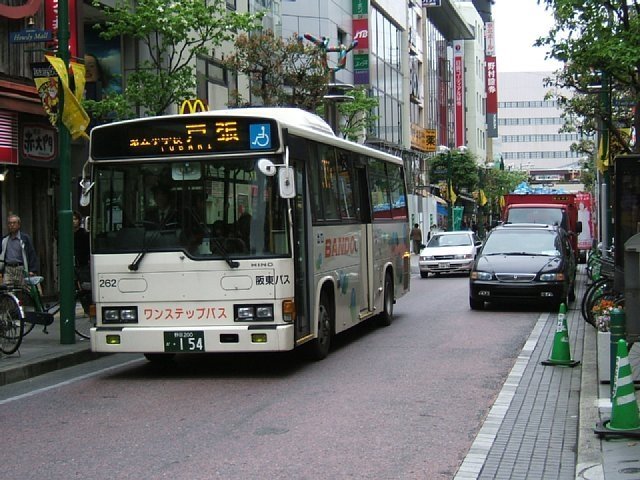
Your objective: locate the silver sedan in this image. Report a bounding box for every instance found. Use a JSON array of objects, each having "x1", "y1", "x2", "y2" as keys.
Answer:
[{"x1": 418, "y1": 231, "x2": 483, "y2": 278}]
